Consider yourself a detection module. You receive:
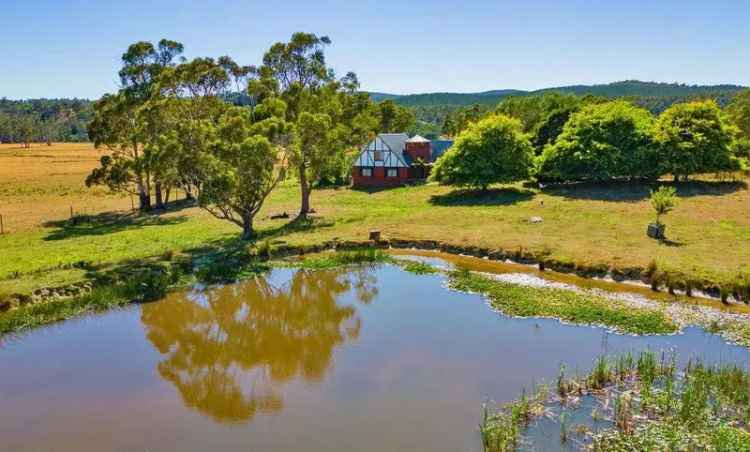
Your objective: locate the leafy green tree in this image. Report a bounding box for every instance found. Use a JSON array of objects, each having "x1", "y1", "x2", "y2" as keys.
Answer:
[
  {"x1": 255, "y1": 32, "x2": 367, "y2": 218},
  {"x1": 87, "y1": 39, "x2": 184, "y2": 210},
  {"x1": 653, "y1": 100, "x2": 738, "y2": 181},
  {"x1": 431, "y1": 114, "x2": 534, "y2": 190},
  {"x1": 198, "y1": 107, "x2": 288, "y2": 239},
  {"x1": 376, "y1": 99, "x2": 415, "y2": 132},
  {"x1": 726, "y1": 89, "x2": 750, "y2": 159},
  {"x1": 538, "y1": 101, "x2": 658, "y2": 182}
]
